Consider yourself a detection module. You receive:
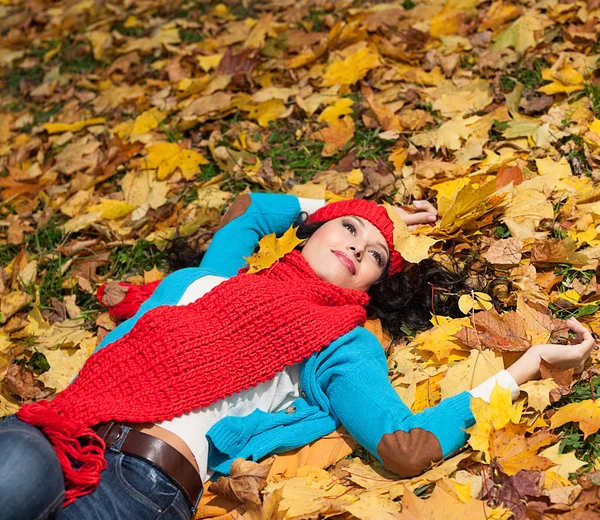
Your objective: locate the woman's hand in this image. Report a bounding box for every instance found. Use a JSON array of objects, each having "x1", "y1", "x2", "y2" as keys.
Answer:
[
  {"x1": 390, "y1": 201, "x2": 438, "y2": 231},
  {"x1": 507, "y1": 318, "x2": 596, "y2": 385}
]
